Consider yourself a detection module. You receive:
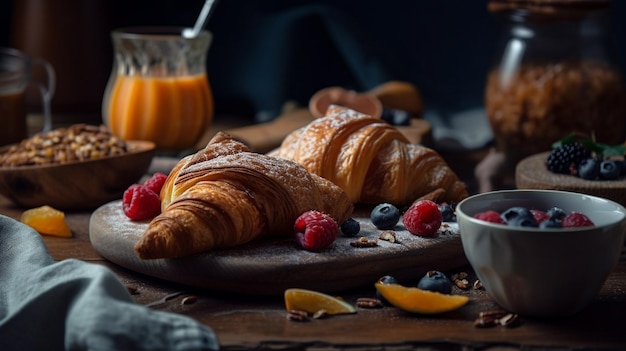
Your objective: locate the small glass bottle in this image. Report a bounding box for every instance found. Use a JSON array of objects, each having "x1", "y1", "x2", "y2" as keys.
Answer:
[
  {"x1": 102, "y1": 27, "x2": 214, "y2": 152},
  {"x1": 485, "y1": 0, "x2": 626, "y2": 162}
]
